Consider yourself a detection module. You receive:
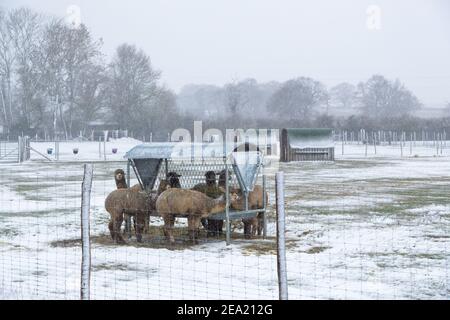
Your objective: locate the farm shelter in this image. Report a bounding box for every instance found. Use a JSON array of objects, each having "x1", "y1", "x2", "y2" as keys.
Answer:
[
  {"x1": 124, "y1": 141, "x2": 267, "y2": 244},
  {"x1": 280, "y1": 128, "x2": 334, "y2": 162}
]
